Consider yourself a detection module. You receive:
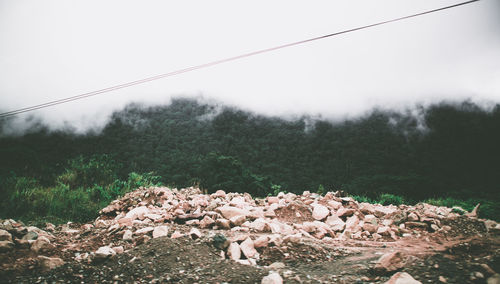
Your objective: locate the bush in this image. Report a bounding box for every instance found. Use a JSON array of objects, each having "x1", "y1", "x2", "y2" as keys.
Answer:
[
  {"x1": 377, "y1": 193, "x2": 405, "y2": 206},
  {"x1": 3, "y1": 168, "x2": 164, "y2": 223},
  {"x1": 351, "y1": 195, "x2": 375, "y2": 204},
  {"x1": 56, "y1": 154, "x2": 120, "y2": 189},
  {"x1": 316, "y1": 184, "x2": 326, "y2": 196}
]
